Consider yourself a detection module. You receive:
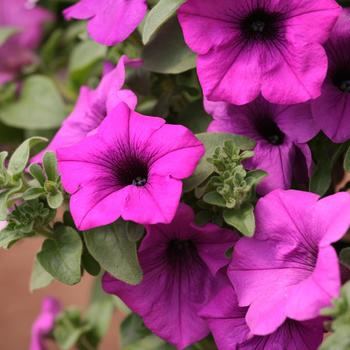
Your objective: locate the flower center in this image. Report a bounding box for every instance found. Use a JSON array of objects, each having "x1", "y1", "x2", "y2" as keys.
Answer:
[
  {"x1": 114, "y1": 155, "x2": 149, "y2": 187},
  {"x1": 241, "y1": 9, "x2": 283, "y2": 41},
  {"x1": 255, "y1": 117, "x2": 285, "y2": 145},
  {"x1": 332, "y1": 67, "x2": 350, "y2": 93},
  {"x1": 166, "y1": 239, "x2": 200, "y2": 266}
]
